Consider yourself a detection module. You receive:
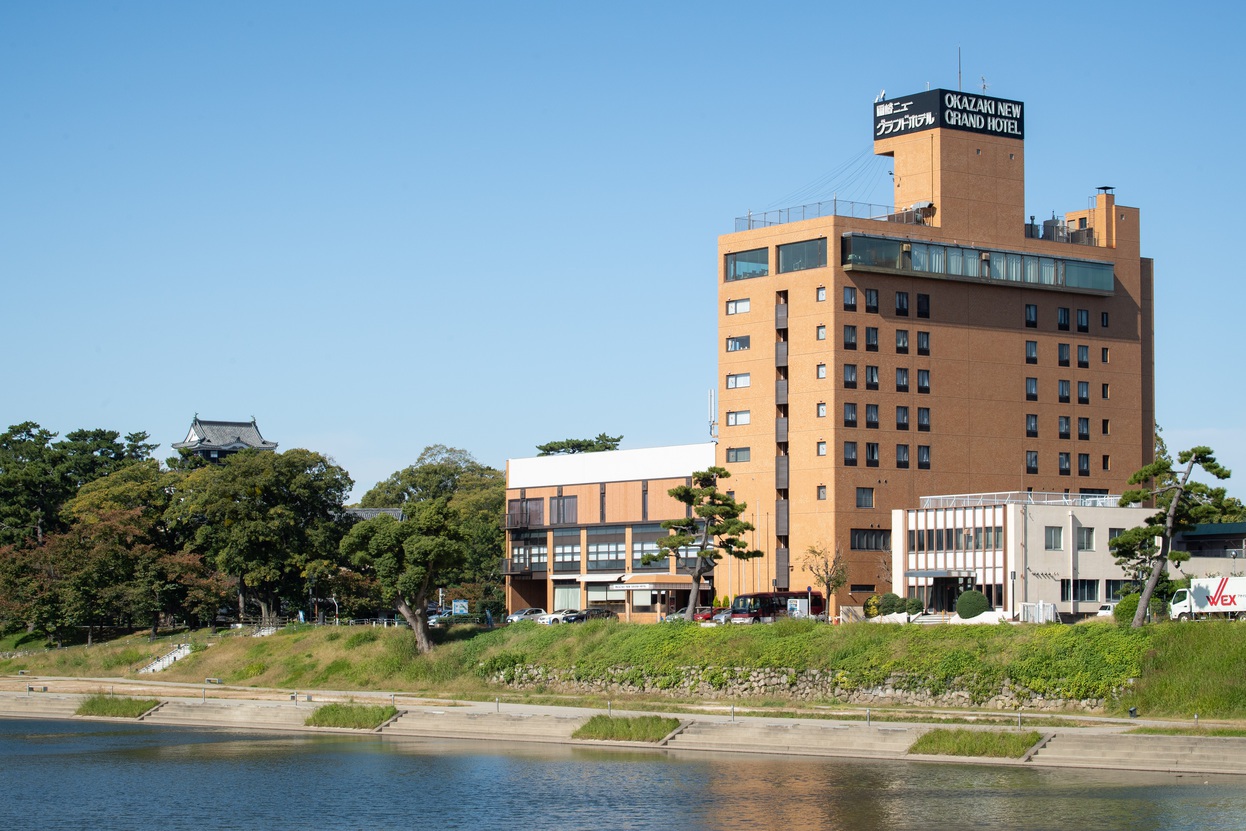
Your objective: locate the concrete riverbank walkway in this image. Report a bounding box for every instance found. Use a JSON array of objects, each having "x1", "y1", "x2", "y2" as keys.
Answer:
[{"x1": 4, "y1": 675, "x2": 1245, "y2": 777}]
